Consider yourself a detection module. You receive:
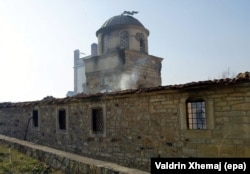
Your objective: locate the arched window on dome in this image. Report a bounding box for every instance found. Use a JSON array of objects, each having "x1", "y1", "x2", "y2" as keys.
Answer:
[
  {"x1": 135, "y1": 33, "x2": 146, "y2": 53},
  {"x1": 101, "y1": 34, "x2": 106, "y2": 54},
  {"x1": 139, "y1": 35, "x2": 145, "y2": 53},
  {"x1": 120, "y1": 30, "x2": 129, "y2": 49}
]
